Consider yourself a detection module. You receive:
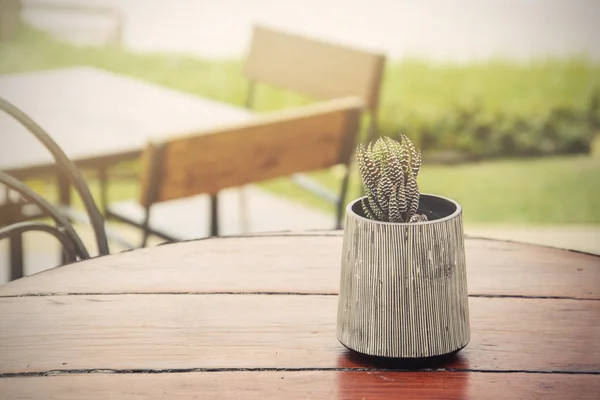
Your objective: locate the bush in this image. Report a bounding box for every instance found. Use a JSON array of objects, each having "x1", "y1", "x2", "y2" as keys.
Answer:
[
  {"x1": 376, "y1": 60, "x2": 600, "y2": 159},
  {"x1": 383, "y1": 91, "x2": 599, "y2": 159}
]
